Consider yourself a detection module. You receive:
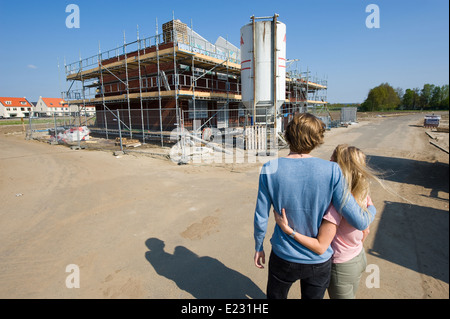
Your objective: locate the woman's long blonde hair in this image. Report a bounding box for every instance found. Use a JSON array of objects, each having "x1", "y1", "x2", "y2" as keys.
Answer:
[{"x1": 332, "y1": 144, "x2": 383, "y2": 212}]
